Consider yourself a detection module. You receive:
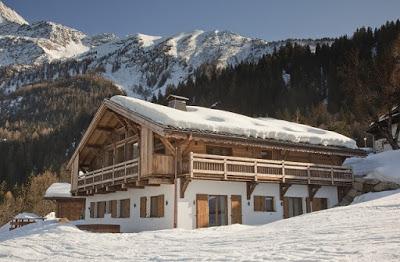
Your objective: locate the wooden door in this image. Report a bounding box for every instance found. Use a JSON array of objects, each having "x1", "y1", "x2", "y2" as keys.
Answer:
[
  {"x1": 231, "y1": 195, "x2": 242, "y2": 224},
  {"x1": 196, "y1": 194, "x2": 209, "y2": 228},
  {"x1": 306, "y1": 197, "x2": 328, "y2": 212},
  {"x1": 283, "y1": 197, "x2": 303, "y2": 218}
]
